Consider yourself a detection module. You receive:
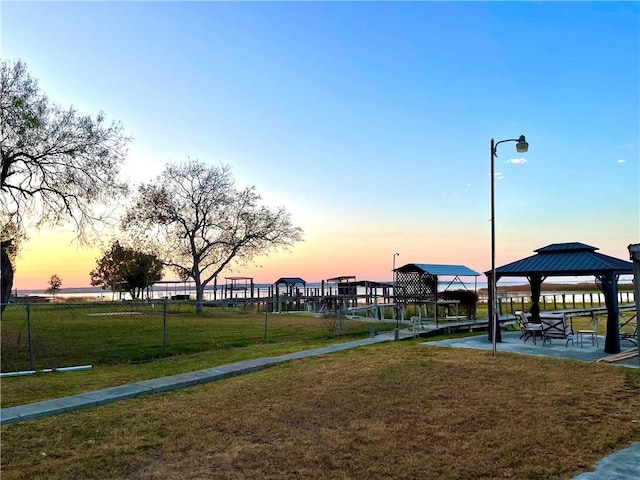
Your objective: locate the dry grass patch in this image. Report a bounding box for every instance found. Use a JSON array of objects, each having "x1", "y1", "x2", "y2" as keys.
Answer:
[
  {"x1": 0, "y1": 337, "x2": 374, "y2": 407},
  {"x1": 2, "y1": 343, "x2": 639, "y2": 480}
]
